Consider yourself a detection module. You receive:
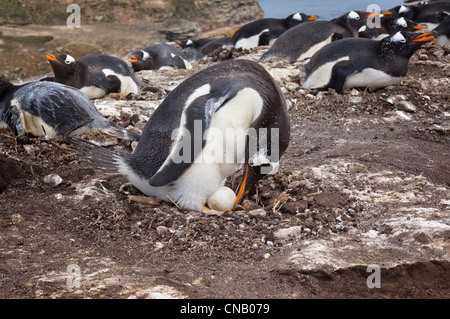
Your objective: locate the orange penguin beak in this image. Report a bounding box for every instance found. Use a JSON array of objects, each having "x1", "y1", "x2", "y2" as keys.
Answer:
[
  {"x1": 412, "y1": 24, "x2": 427, "y2": 30},
  {"x1": 366, "y1": 12, "x2": 381, "y2": 17},
  {"x1": 46, "y1": 53, "x2": 58, "y2": 61},
  {"x1": 307, "y1": 16, "x2": 319, "y2": 21},
  {"x1": 411, "y1": 32, "x2": 435, "y2": 42},
  {"x1": 381, "y1": 10, "x2": 393, "y2": 15},
  {"x1": 234, "y1": 165, "x2": 249, "y2": 206},
  {"x1": 175, "y1": 40, "x2": 182, "y2": 45},
  {"x1": 130, "y1": 56, "x2": 139, "y2": 63}
]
